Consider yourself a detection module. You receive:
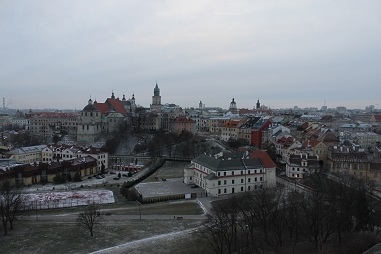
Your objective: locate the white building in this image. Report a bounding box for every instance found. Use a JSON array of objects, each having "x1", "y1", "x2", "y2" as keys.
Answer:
[
  {"x1": 184, "y1": 151, "x2": 276, "y2": 197},
  {"x1": 41, "y1": 144, "x2": 108, "y2": 171},
  {"x1": 286, "y1": 153, "x2": 320, "y2": 179},
  {"x1": 7, "y1": 145, "x2": 47, "y2": 164}
]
